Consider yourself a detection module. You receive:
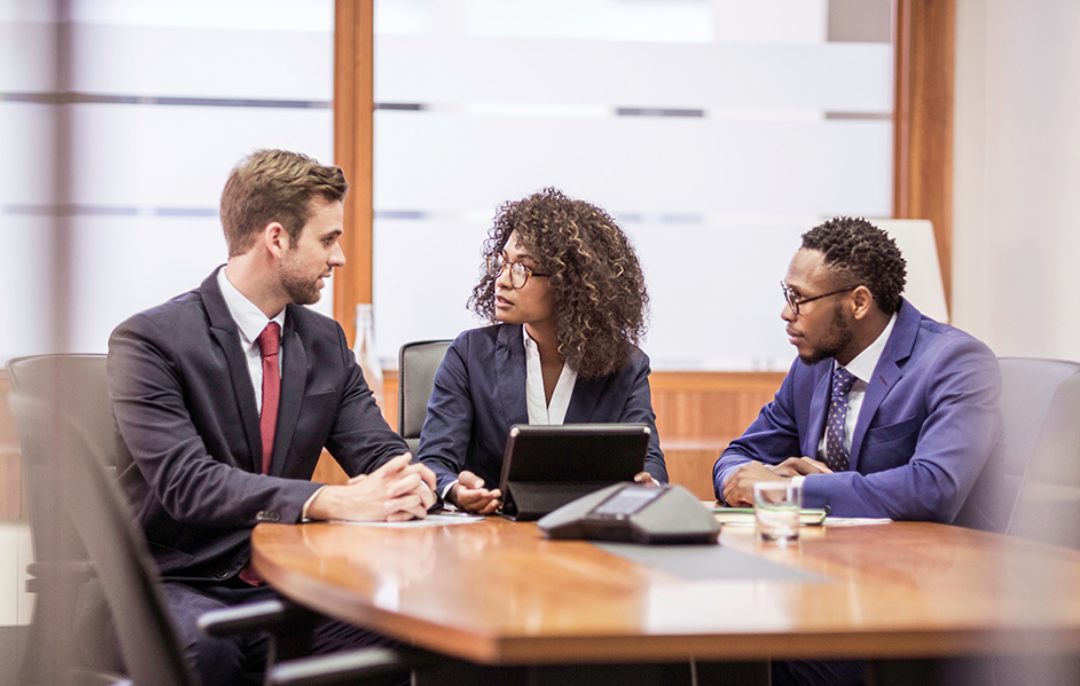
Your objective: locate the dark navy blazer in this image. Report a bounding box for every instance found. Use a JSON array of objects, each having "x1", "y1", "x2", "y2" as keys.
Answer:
[
  {"x1": 108, "y1": 267, "x2": 407, "y2": 582},
  {"x1": 418, "y1": 324, "x2": 668, "y2": 494},
  {"x1": 714, "y1": 299, "x2": 1003, "y2": 523}
]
